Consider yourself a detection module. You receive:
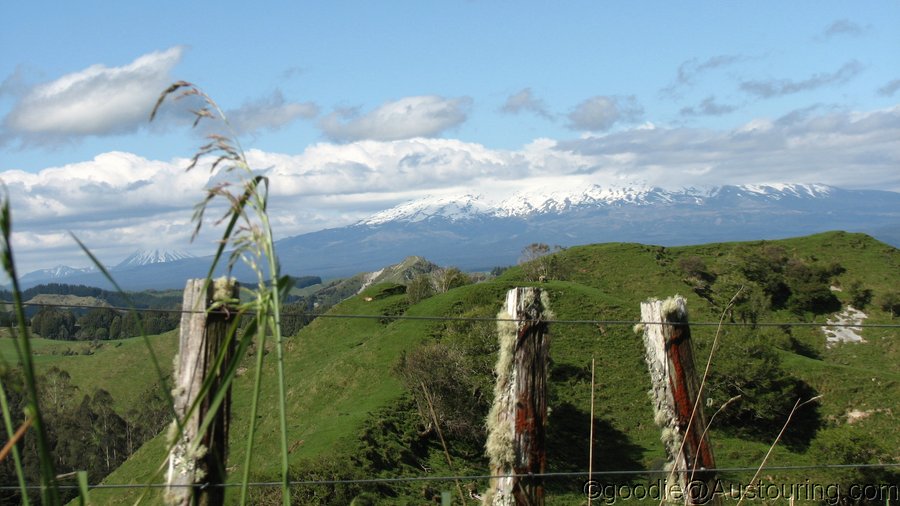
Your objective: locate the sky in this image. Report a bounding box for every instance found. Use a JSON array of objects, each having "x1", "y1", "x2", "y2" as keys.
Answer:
[{"x1": 1, "y1": 1, "x2": 899, "y2": 273}]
